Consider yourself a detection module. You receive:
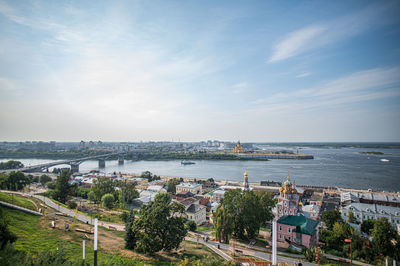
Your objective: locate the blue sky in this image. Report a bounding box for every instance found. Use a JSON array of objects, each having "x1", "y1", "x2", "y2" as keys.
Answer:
[{"x1": 0, "y1": 0, "x2": 399, "y2": 142}]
